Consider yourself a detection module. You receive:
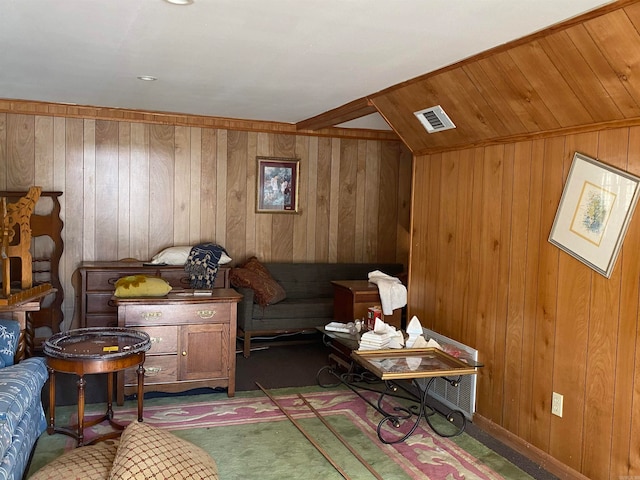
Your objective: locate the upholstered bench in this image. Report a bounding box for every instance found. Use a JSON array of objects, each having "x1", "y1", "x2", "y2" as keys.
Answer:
[{"x1": 30, "y1": 421, "x2": 219, "y2": 480}]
